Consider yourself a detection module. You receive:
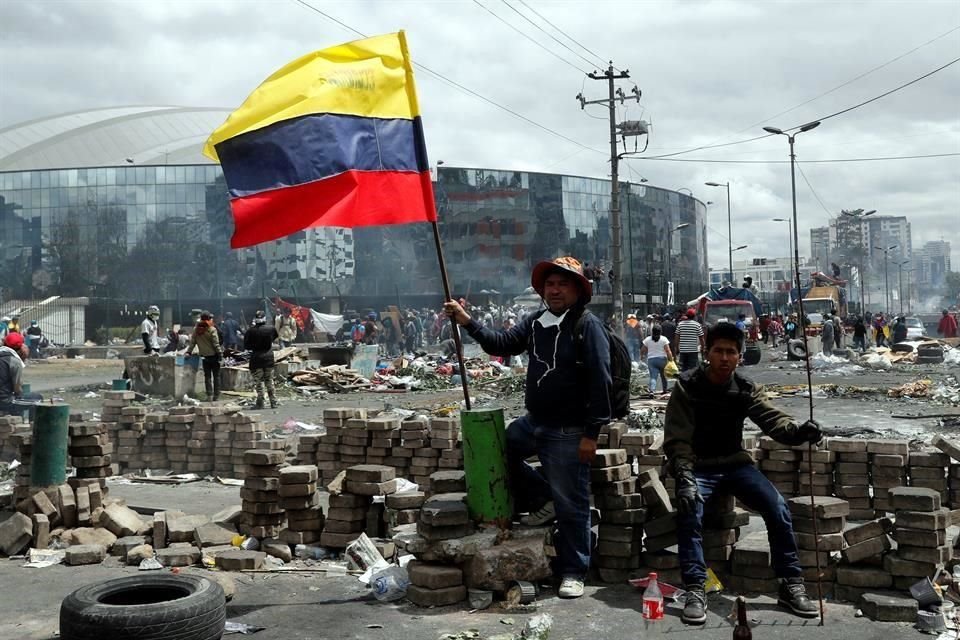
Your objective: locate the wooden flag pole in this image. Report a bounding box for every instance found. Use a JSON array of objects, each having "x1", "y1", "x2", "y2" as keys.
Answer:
[{"x1": 431, "y1": 221, "x2": 472, "y2": 410}]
